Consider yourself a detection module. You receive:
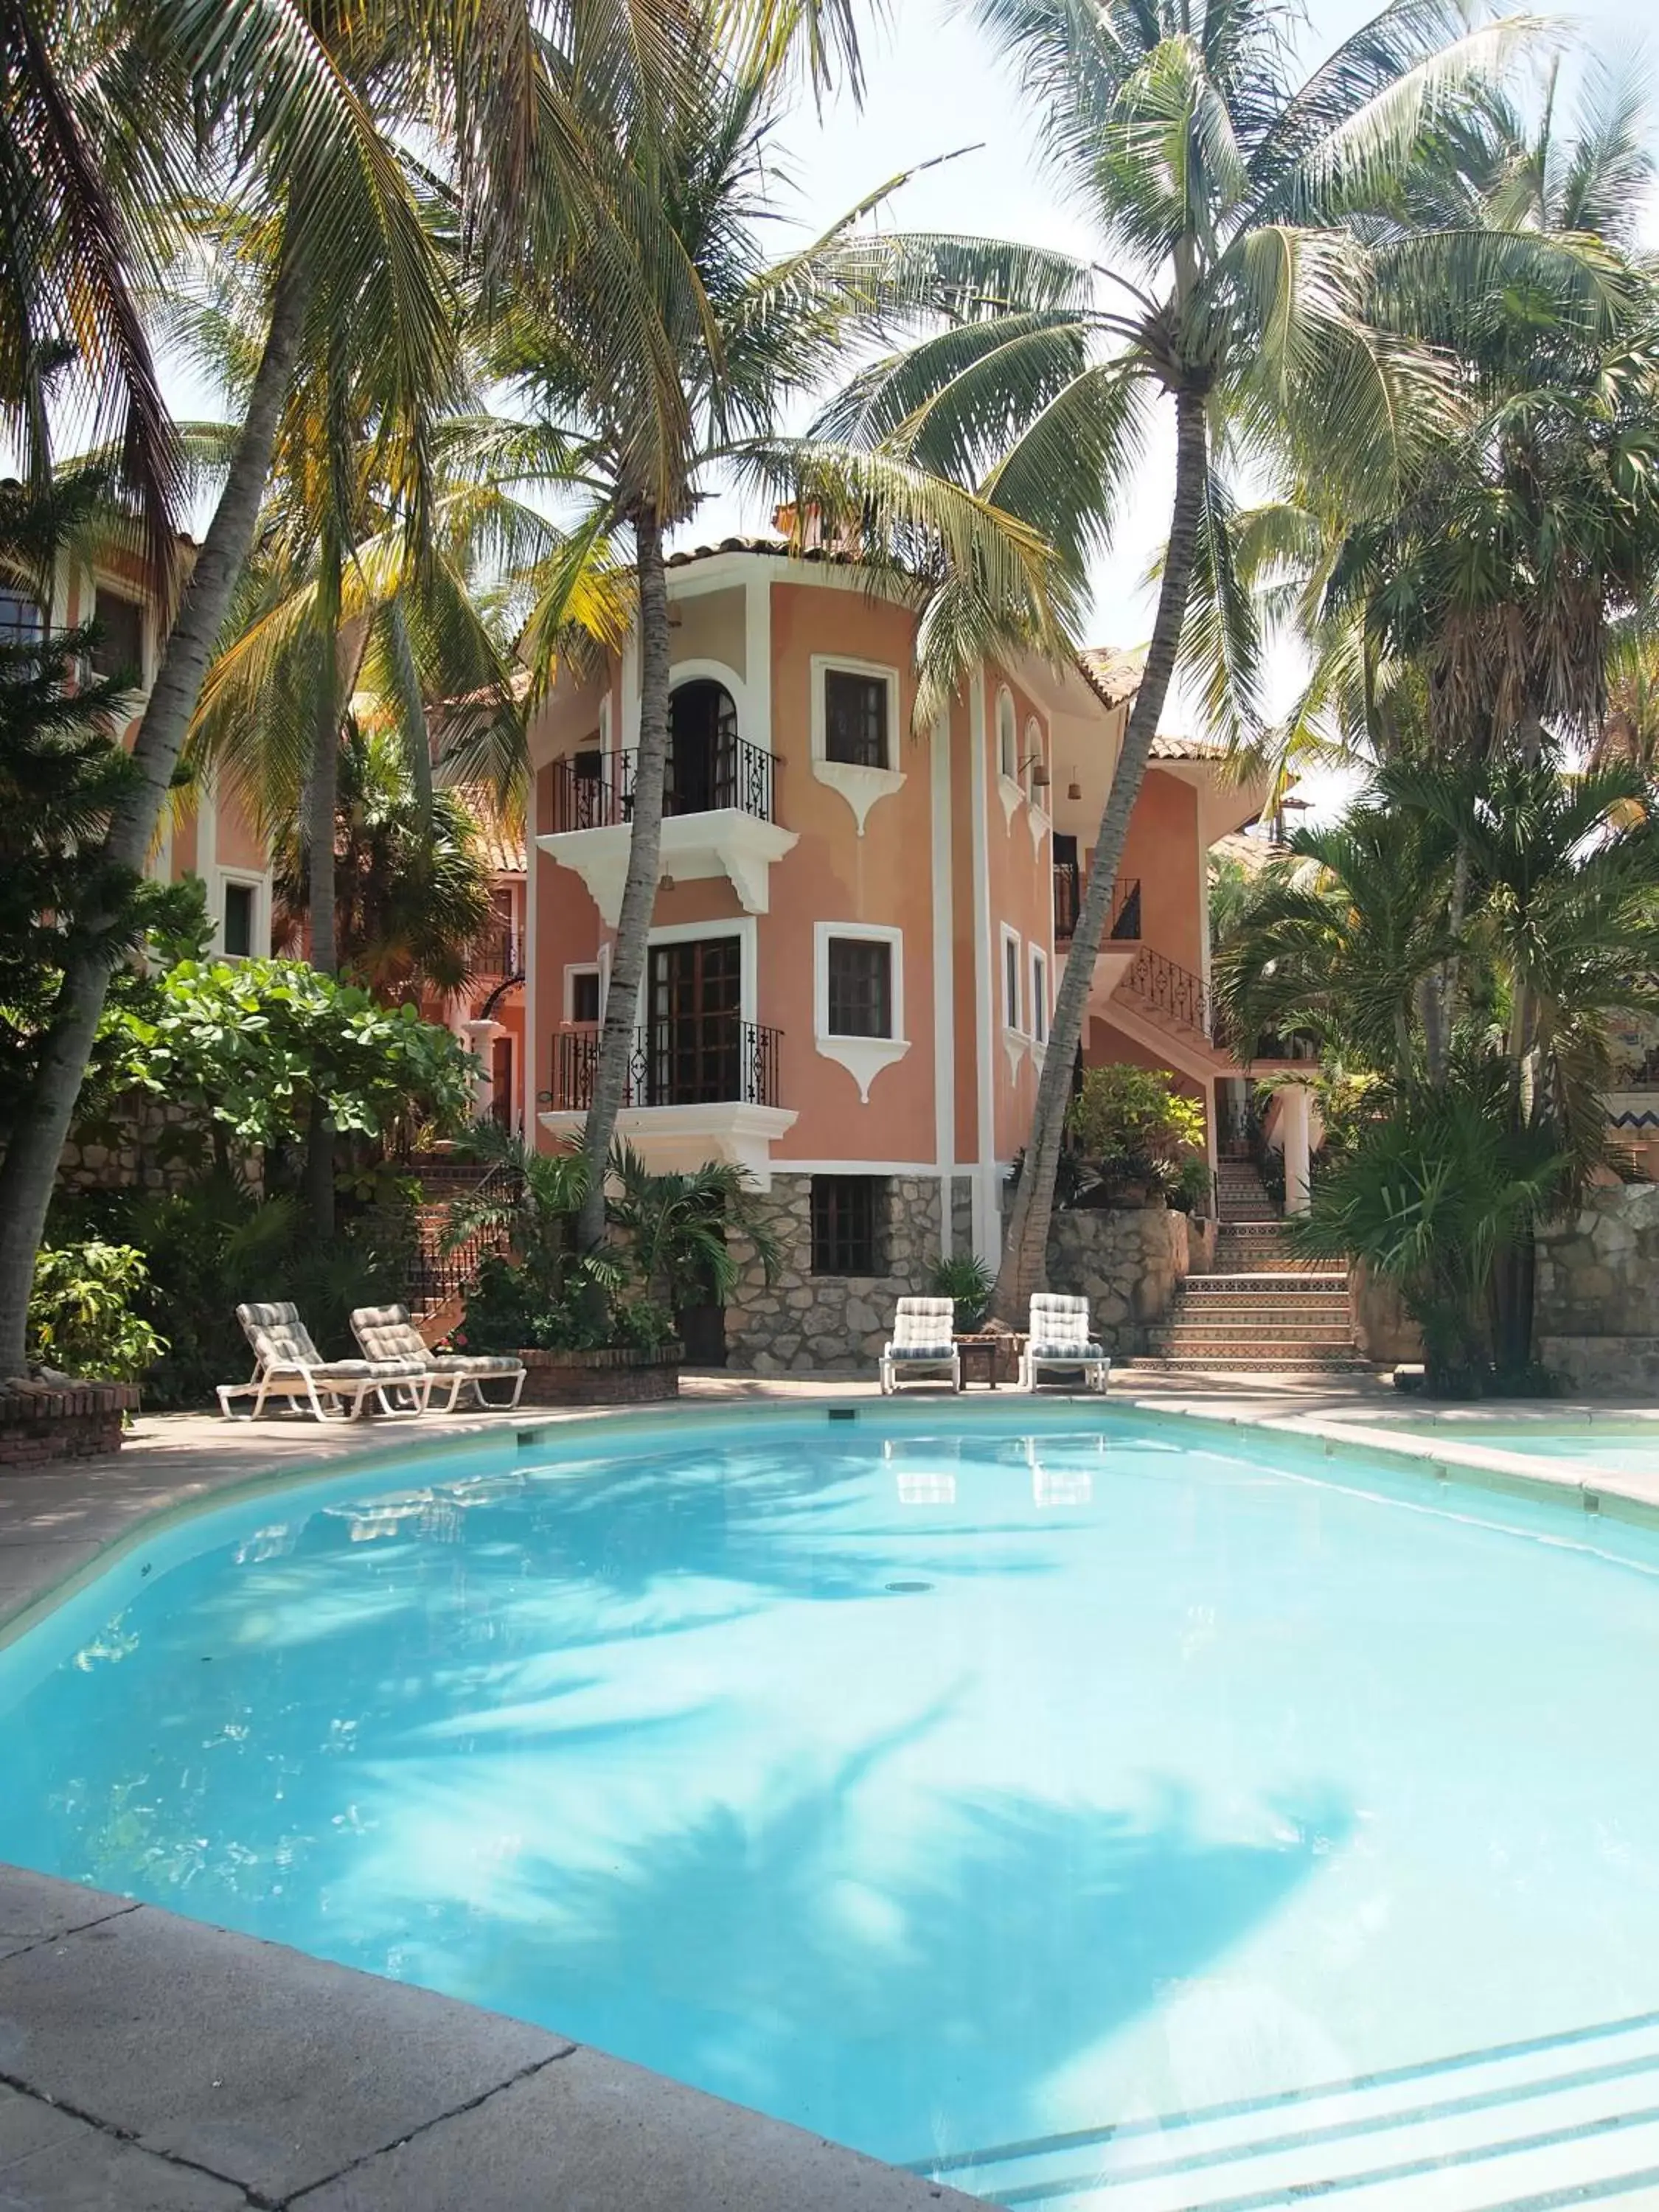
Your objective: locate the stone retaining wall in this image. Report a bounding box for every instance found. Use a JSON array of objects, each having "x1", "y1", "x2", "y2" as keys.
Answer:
[
  {"x1": 1535, "y1": 1185, "x2": 1659, "y2": 1391},
  {"x1": 0, "y1": 1380, "x2": 136, "y2": 1465},
  {"x1": 726, "y1": 1173, "x2": 944, "y2": 1376},
  {"x1": 1045, "y1": 1206, "x2": 1205, "y2": 1354}
]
